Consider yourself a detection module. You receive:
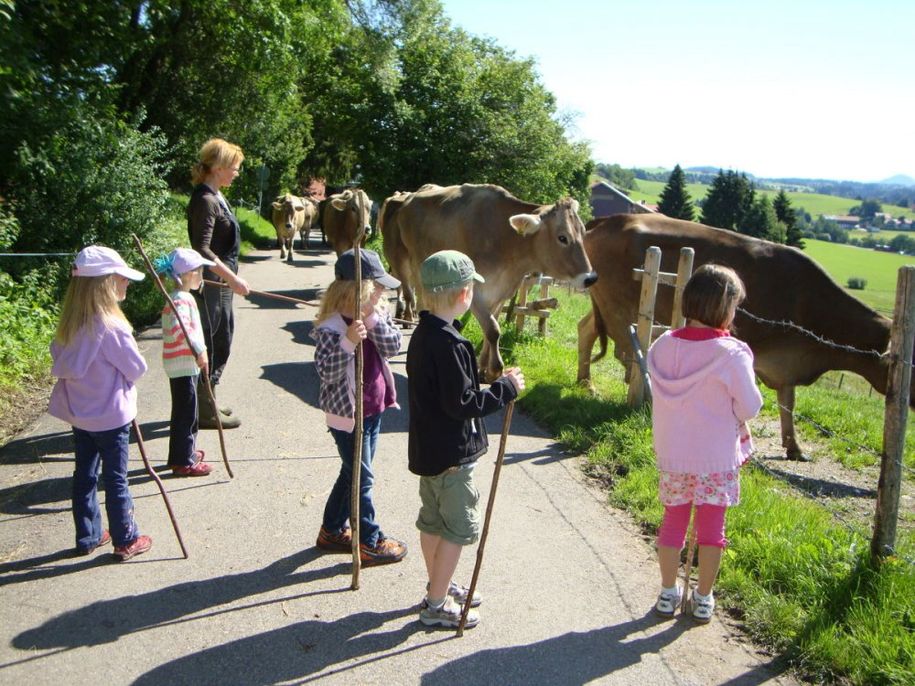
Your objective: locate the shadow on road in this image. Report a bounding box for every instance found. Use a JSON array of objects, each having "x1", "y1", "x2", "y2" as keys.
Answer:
[{"x1": 11, "y1": 548, "x2": 349, "y2": 650}]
